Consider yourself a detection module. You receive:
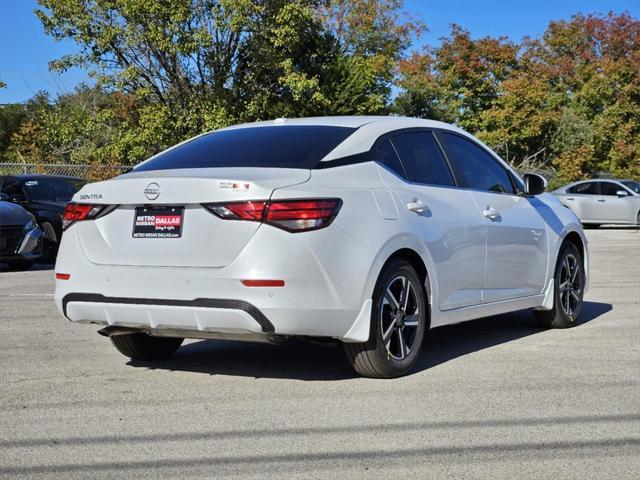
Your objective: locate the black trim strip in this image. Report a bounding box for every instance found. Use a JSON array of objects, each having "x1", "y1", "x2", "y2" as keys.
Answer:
[{"x1": 62, "y1": 293, "x2": 275, "y2": 333}]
